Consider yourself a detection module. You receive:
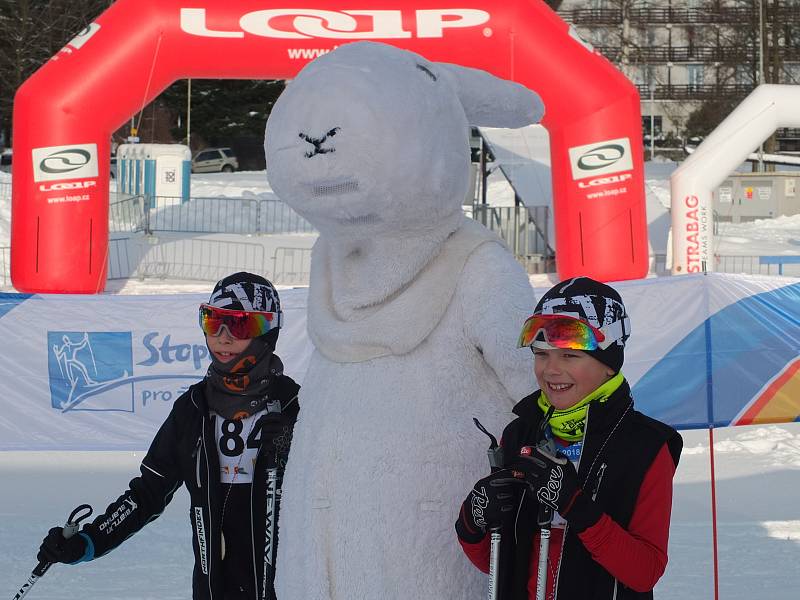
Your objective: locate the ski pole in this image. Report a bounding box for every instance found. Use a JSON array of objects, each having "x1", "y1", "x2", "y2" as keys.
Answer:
[
  {"x1": 487, "y1": 525, "x2": 502, "y2": 600},
  {"x1": 534, "y1": 504, "x2": 553, "y2": 600},
  {"x1": 474, "y1": 418, "x2": 504, "y2": 600},
  {"x1": 533, "y1": 406, "x2": 555, "y2": 600},
  {"x1": 12, "y1": 503, "x2": 93, "y2": 600}
]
